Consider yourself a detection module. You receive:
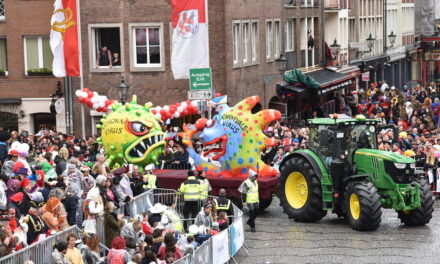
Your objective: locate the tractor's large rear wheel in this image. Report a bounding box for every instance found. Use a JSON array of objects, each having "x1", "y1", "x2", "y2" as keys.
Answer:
[
  {"x1": 279, "y1": 156, "x2": 326, "y2": 222},
  {"x1": 345, "y1": 180, "x2": 382, "y2": 231},
  {"x1": 397, "y1": 178, "x2": 434, "y2": 226}
]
